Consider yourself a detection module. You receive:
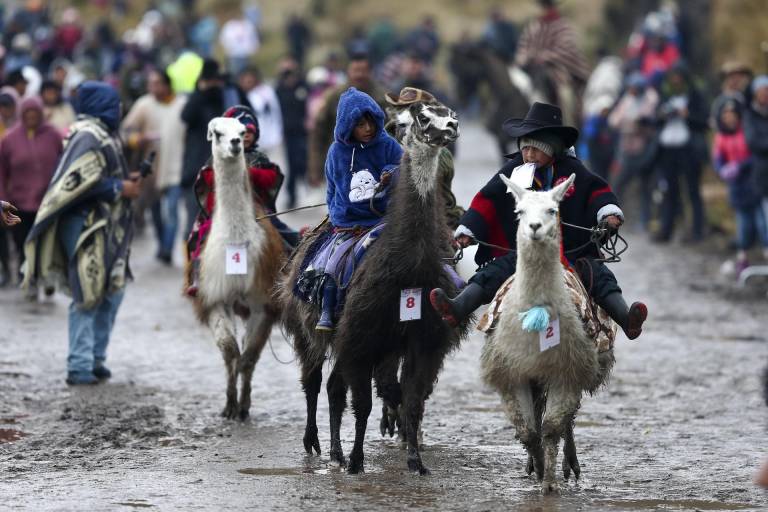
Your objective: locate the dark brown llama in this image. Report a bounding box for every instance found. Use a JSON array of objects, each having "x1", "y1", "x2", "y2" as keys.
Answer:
[{"x1": 278, "y1": 101, "x2": 469, "y2": 474}]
